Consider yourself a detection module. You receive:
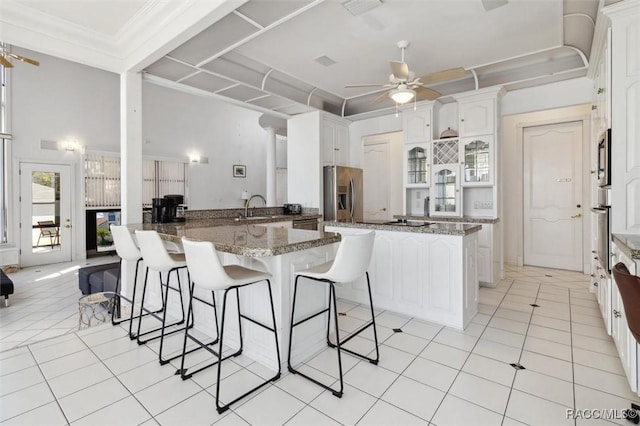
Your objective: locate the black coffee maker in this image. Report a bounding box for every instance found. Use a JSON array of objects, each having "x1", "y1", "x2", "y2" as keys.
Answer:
[{"x1": 151, "y1": 195, "x2": 185, "y2": 223}]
